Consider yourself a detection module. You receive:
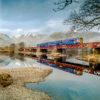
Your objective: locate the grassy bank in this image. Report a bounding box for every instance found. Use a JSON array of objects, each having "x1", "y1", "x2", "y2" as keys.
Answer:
[{"x1": 0, "y1": 67, "x2": 52, "y2": 100}]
